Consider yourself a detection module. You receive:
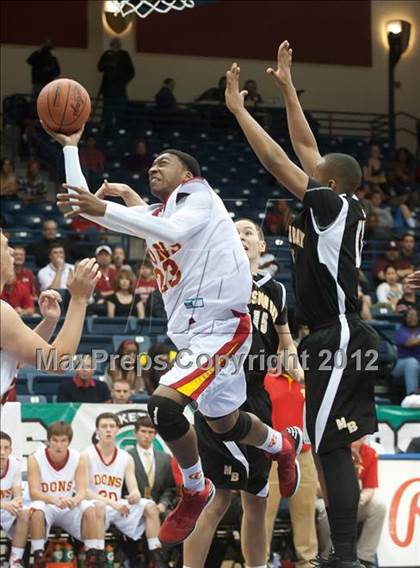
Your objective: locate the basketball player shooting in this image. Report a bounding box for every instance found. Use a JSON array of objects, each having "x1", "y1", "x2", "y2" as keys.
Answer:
[
  {"x1": 225, "y1": 44, "x2": 379, "y2": 568},
  {"x1": 42, "y1": 124, "x2": 303, "y2": 547}
]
